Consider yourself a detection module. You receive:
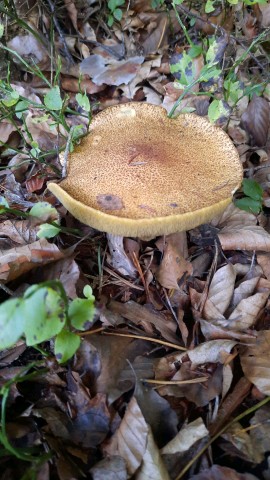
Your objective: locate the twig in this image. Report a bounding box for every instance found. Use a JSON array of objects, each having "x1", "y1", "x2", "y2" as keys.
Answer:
[{"x1": 102, "y1": 330, "x2": 187, "y2": 350}]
